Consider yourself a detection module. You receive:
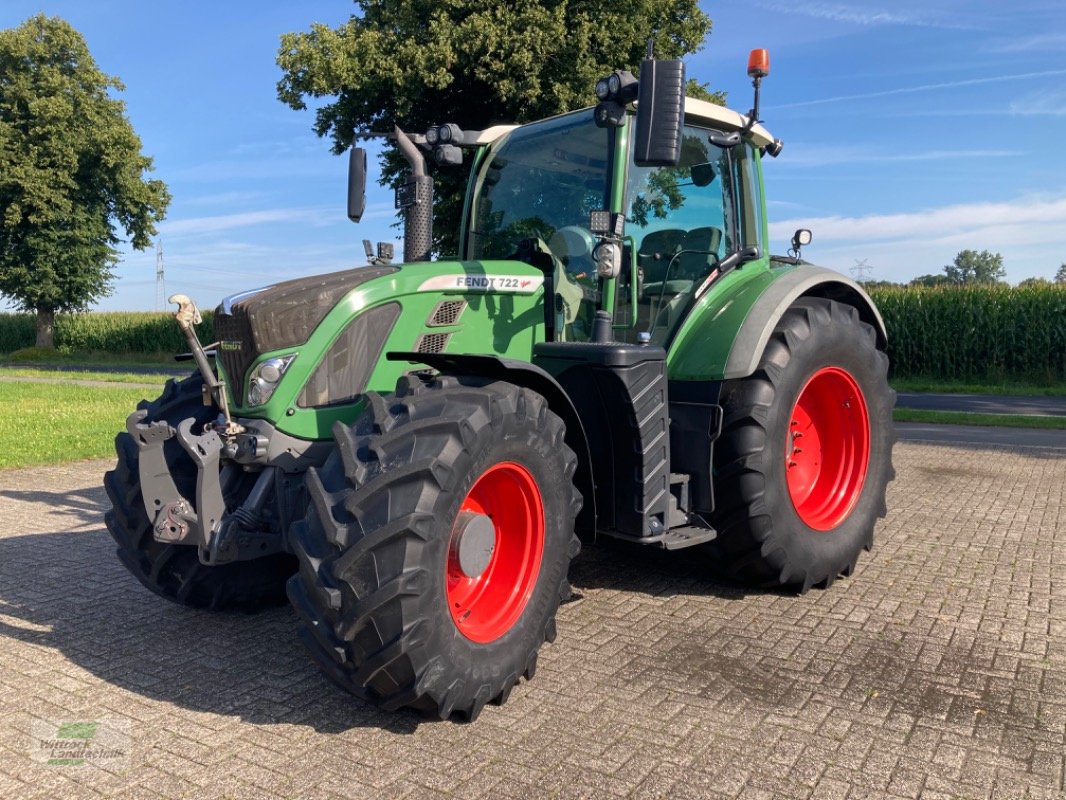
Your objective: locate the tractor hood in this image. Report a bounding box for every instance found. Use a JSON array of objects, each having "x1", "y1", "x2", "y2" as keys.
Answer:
[
  {"x1": 213, "y1": 259, "x2": 550, "y2": 440},
  {"x1": 213, "y1": 265, "x2": 399, "y2": 394}
]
